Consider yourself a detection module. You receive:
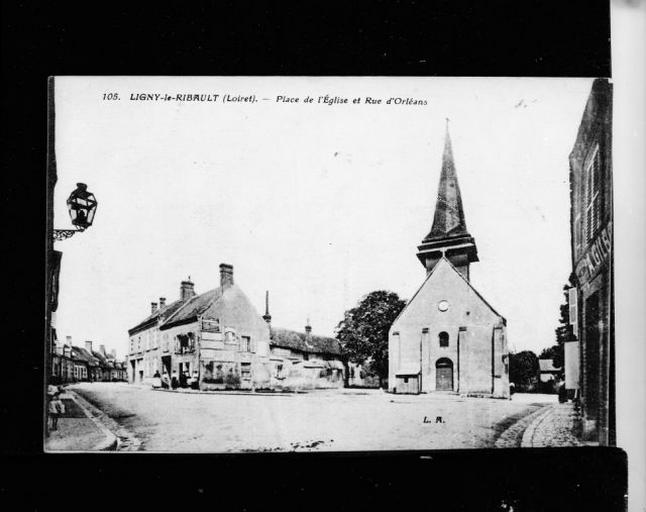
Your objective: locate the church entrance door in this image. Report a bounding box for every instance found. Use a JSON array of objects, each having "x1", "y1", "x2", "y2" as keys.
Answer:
[{"x1": 435, "y1": 358, "x2": 453, "y2": 391}]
